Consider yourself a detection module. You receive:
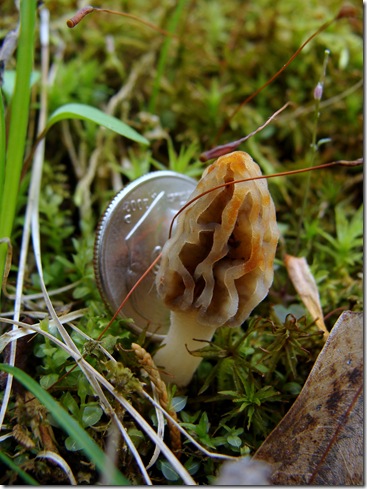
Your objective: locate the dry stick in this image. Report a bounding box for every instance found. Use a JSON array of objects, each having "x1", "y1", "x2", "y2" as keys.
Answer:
[
  {"x1": 67, "y1": 6, "x2": 178, "y2": 39},
  {"x1": 211, "y1": 5, "x2": 358, "y2": 147}
]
